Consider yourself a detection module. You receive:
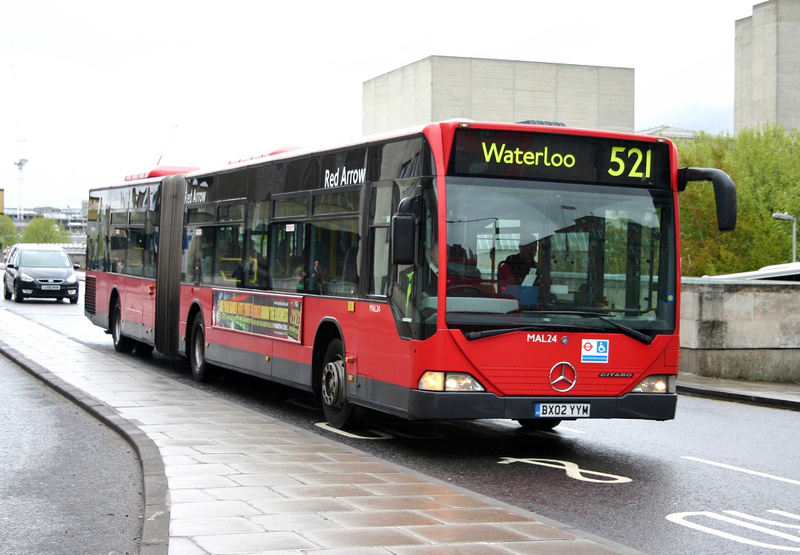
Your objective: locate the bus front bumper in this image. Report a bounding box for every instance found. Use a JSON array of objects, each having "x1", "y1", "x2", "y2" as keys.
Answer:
[{"x1": 407, "y1": 390, "x2": 677, "y2": 421}]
